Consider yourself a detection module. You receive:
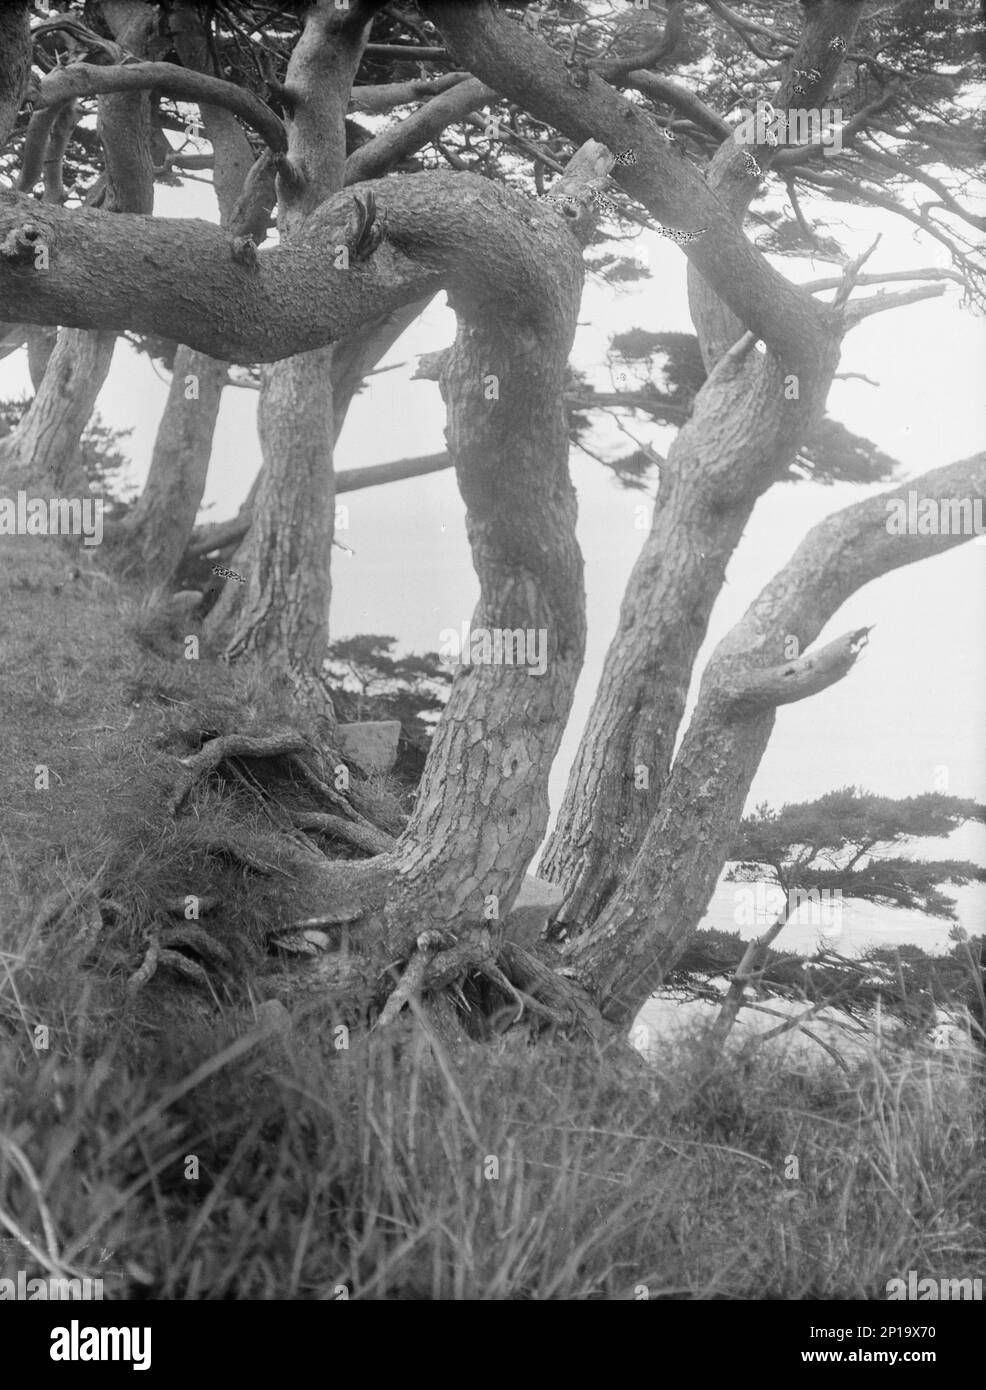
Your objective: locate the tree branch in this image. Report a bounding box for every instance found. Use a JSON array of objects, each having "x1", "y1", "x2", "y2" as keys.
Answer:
[
  {"x1": 350, "y1": 71, "x2": 472, "y2": 115},
  {"x1": 0, "y1": 172, "x2": 577, "y2": 363},
  {"x1": 345, "y1": 76, "x2": 497, "y2": 184},
  {"x1": 722, "y1": 627, "x2": 873, "y2": 710},
  {"x1": 418, "y1": 0, "x2": 831, "y2": 380},
  {"x1": 184, "y1": 452, "x2": 453, "y2": 558},
  {"x1": 33, "y1": 61, "x2": 287, "y2": 153},
  {"x1": 842, "y1": 283, "x2": 950, "y2": 325}
]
